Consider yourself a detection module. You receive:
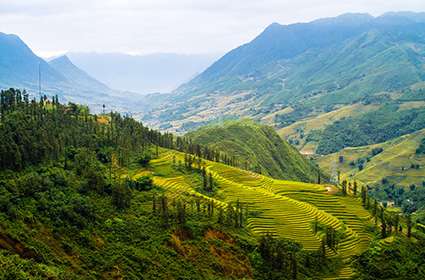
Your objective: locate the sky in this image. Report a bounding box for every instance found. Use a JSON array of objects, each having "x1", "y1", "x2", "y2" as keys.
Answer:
[{"x1": 1, "y1": 0, "x2": 425, "y2": 57}]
